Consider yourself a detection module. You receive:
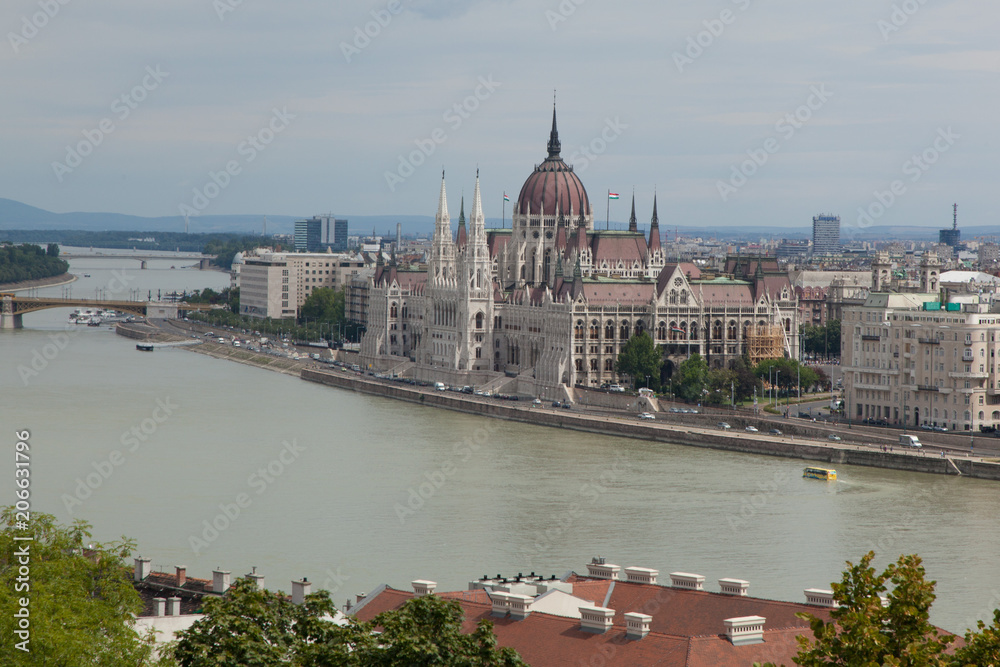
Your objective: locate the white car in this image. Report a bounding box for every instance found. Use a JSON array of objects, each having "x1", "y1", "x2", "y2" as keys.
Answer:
[
  {"x1": 745, "y1": 425, "x2": 758, "y2": 433},
  {"x1": 638, "y1": 412, "x2": 655, "y2": 421},
  {"x1": 608, "y1": 384, "x2": 625, "y2": 393}
]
